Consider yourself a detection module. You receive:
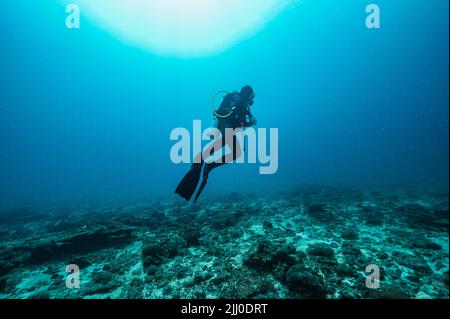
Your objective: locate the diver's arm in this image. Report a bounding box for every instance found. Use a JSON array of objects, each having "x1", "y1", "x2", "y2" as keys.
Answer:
[
  {"x1": 244, "y1": 105, "x2": 257, "y2": 126},
  {"x1": 247, "y1": 108, "x2": 257, "y2": 126}
]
